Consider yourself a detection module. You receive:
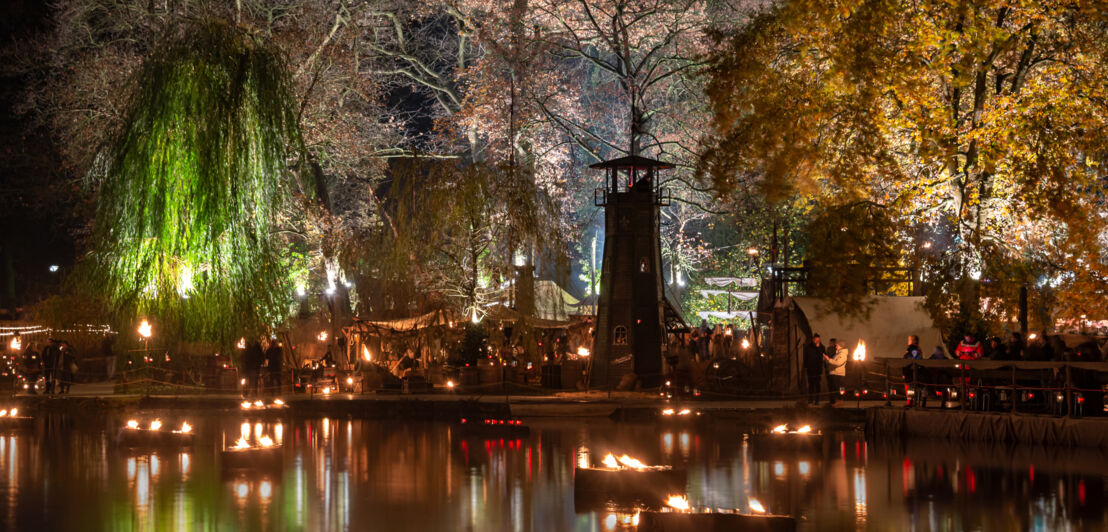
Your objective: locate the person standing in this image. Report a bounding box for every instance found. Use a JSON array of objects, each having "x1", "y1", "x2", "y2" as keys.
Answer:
[
  {"x1": 902, "y1": 335, "x2": 923, "y2": 386},
  {"x1": 42, "y1": 339, "x2": 61, "y2": 394},
  {"x1": 955, "y1": 335, "x2": 984, "y2": 360},
  {"x1": 265, "y1": 339, "x2": 284, "y2": 393},
  {"x1": 823, "y1": 338, "x2": 848, "y2": 405},
  {"x1": 243, "y1": 339, "x2": 264, "y2": 397},
  {"x1": 58, "y1": 342, "x2": 77, "y2": 394},
  {"x1": 803, "y1": 334, "x2": 825, "y2": 405}
]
